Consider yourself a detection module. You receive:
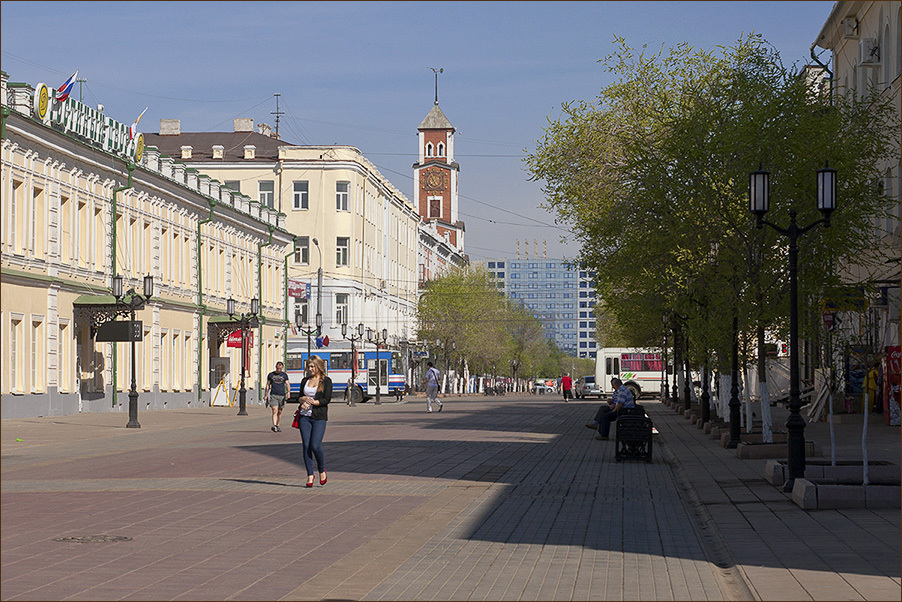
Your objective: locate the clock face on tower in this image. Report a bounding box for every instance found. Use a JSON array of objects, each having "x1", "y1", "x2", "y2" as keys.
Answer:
[{"x1": 423, "y1": 170, "x2": 444, "y2": 191}]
